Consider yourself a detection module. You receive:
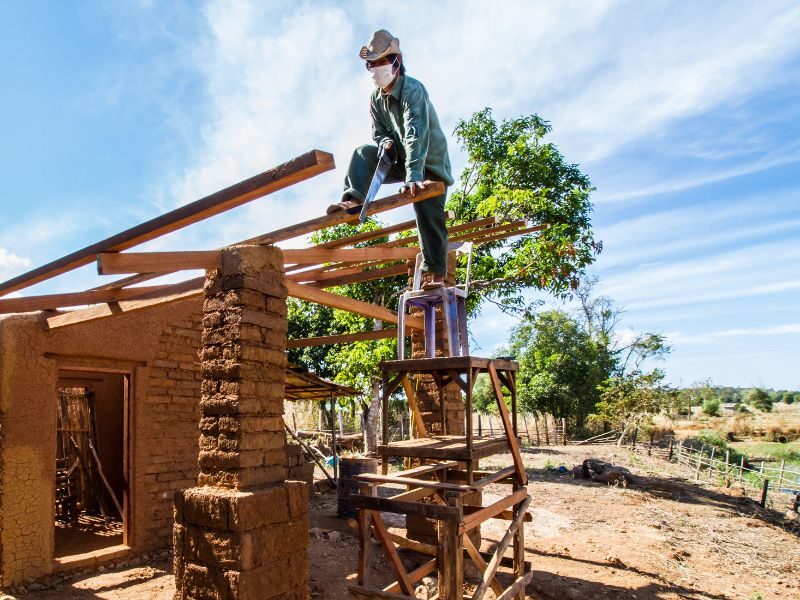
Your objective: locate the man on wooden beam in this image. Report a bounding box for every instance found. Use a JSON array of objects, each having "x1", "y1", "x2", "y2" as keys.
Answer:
[{"x1": 327, "y1": 29, "x2": 453, "y2": 288}]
